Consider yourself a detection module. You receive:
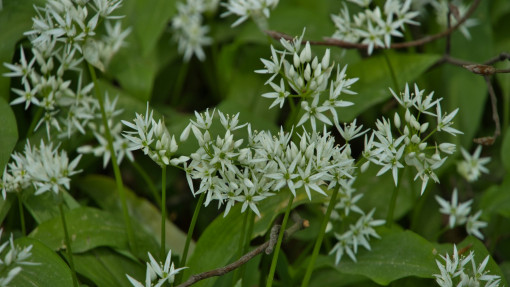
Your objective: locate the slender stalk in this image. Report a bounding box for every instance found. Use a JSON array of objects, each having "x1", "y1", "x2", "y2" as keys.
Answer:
[
  {"x1": 382, "y1": 50, "x2": 399, "y2": 92},
  {"x1": 171, "y1": 62, "x2": 189, "y2": 106},
  {"x1": 232, "y1": 210, "x2": 250, "y2": 285},
  {"x1": 386, "y1": 169, "x2": 403, "y2": 227},
  {"x1": 26, "y1": 107, "x2": 44, "y2": 137},
  {"x1": 175, "y1": 192, "x2": 206, "y2": 284},
  {"x1": 266, "y1": 194, "x2": 294, "y2": 287},
  {"x1": 59, "y1": 202, "x2": 79, "y2": 287},
  {"x1": 301, "y1": 188, "x2": 339, "y2": 287},
  {"x1": 17, "y1": 193, "x2": 26, "y2": 236},
  {"x1": 87, "y1": 63, "x2": 136, "y2": 253},
  {"x1": 131, "y1": 160, "x2": 161, "y2": 208},
  {"x1": 161, "y1": 165, "x2": 167, "y2": 259}
]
